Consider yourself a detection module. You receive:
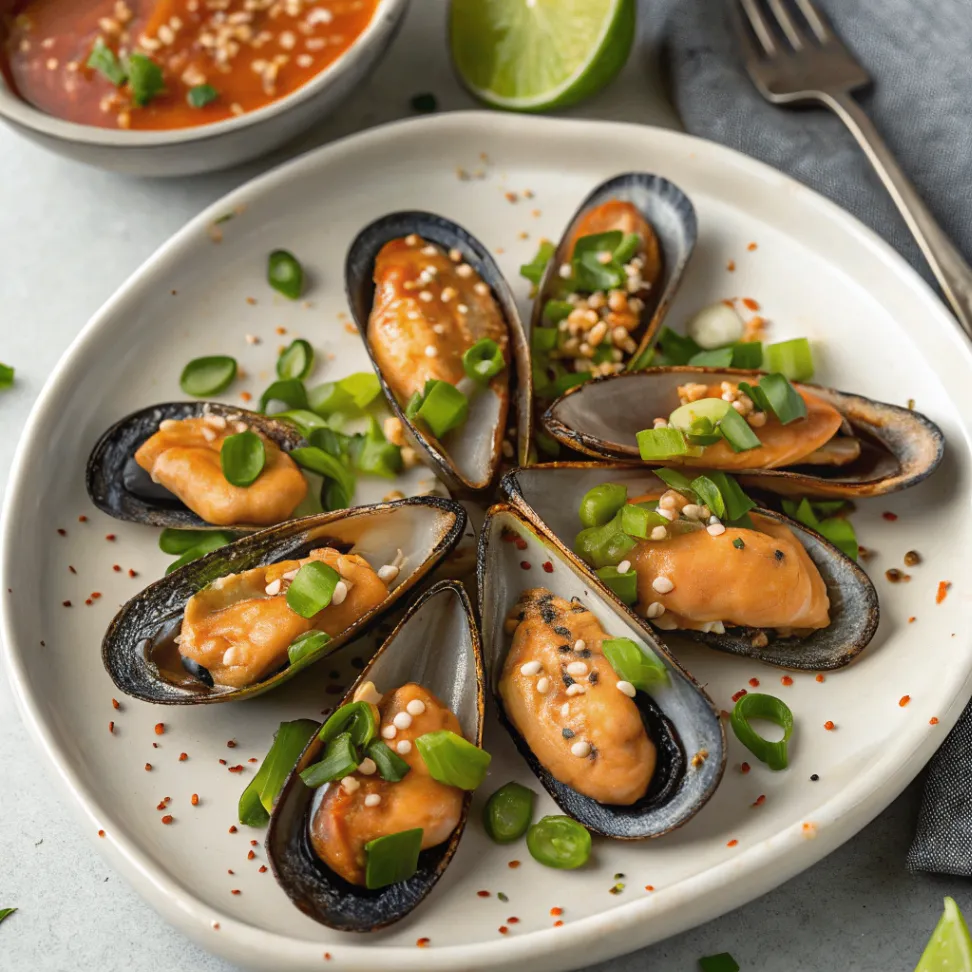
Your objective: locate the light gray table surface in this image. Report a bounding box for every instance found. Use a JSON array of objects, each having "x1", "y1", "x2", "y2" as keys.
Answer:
[{"x1": 0, "y1": 3, "x2": 968, "y2": 970}]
